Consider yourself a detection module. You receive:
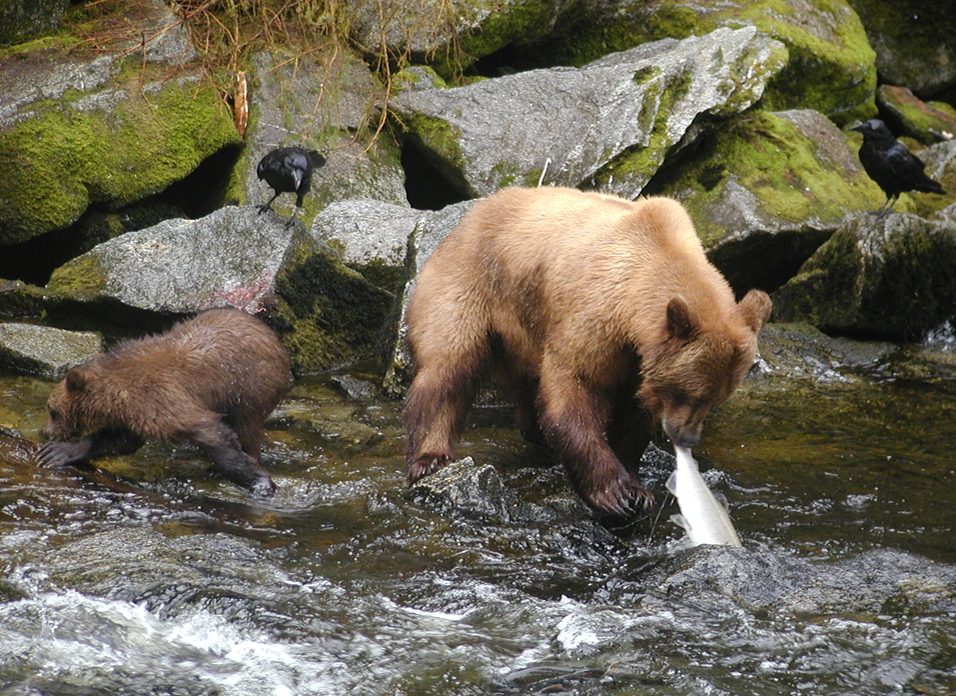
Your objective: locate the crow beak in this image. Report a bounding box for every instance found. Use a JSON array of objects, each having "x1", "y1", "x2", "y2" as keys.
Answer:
[{"x1": 849, "y1": 123, "x2": 865, "y2": 133}]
